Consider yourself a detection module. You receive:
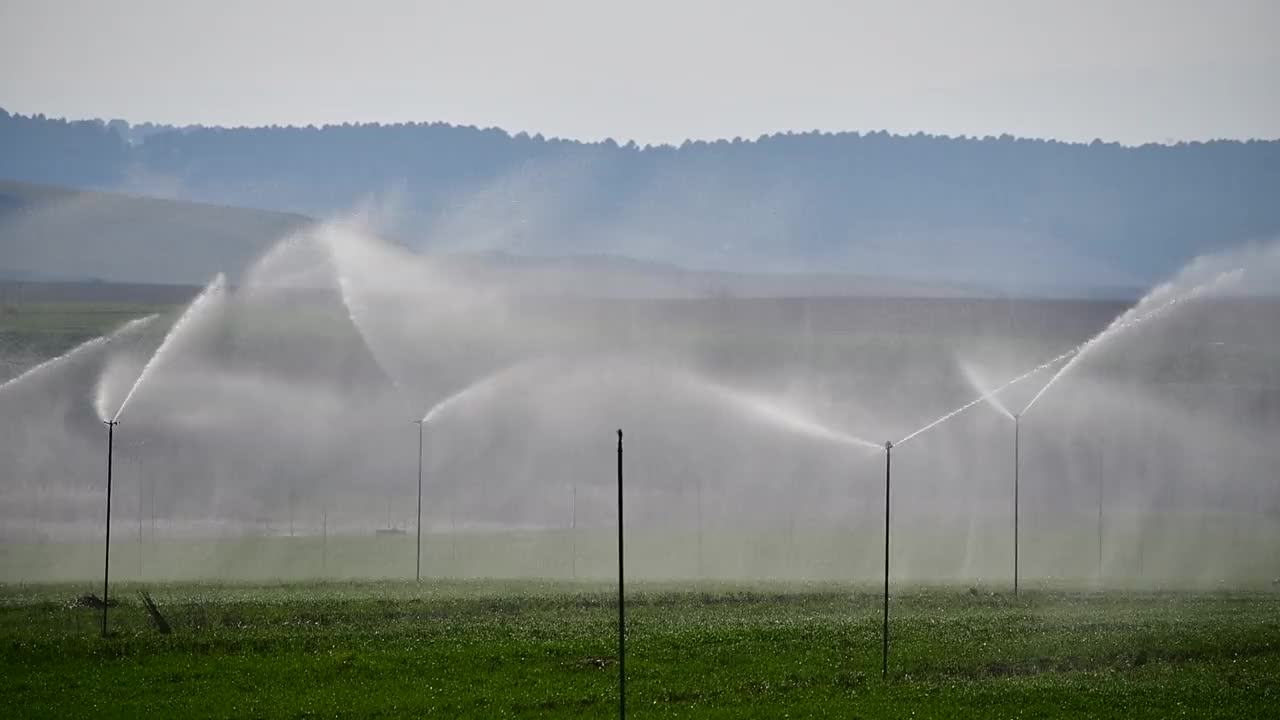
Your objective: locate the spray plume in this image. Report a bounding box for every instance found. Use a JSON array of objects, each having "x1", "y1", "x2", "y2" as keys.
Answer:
[
  {"x1": 896, "y1": 267, "x2": 1243, "y2": 447},
  {"x1": 0, "y1": 314, "x2": 157, "y2": 396},
  {"x1": 421, "y1": 362, "x2": 545, "y2": 424},
  {"x1": 319, "y1": 225, "x2": 411, "y2": 399},
  {"x1": 110, "y1": 274, "x2": 227, "y2": 422},
  {"x1": 1019, "y1": 268, "x2": 1243, "y2": 415},
  {"x1": 956, "y1": 360, "x2": 1017, "y2": 421},
  {"x1": 686, "y1": 376, "x2": 881, "y2": 452}
]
